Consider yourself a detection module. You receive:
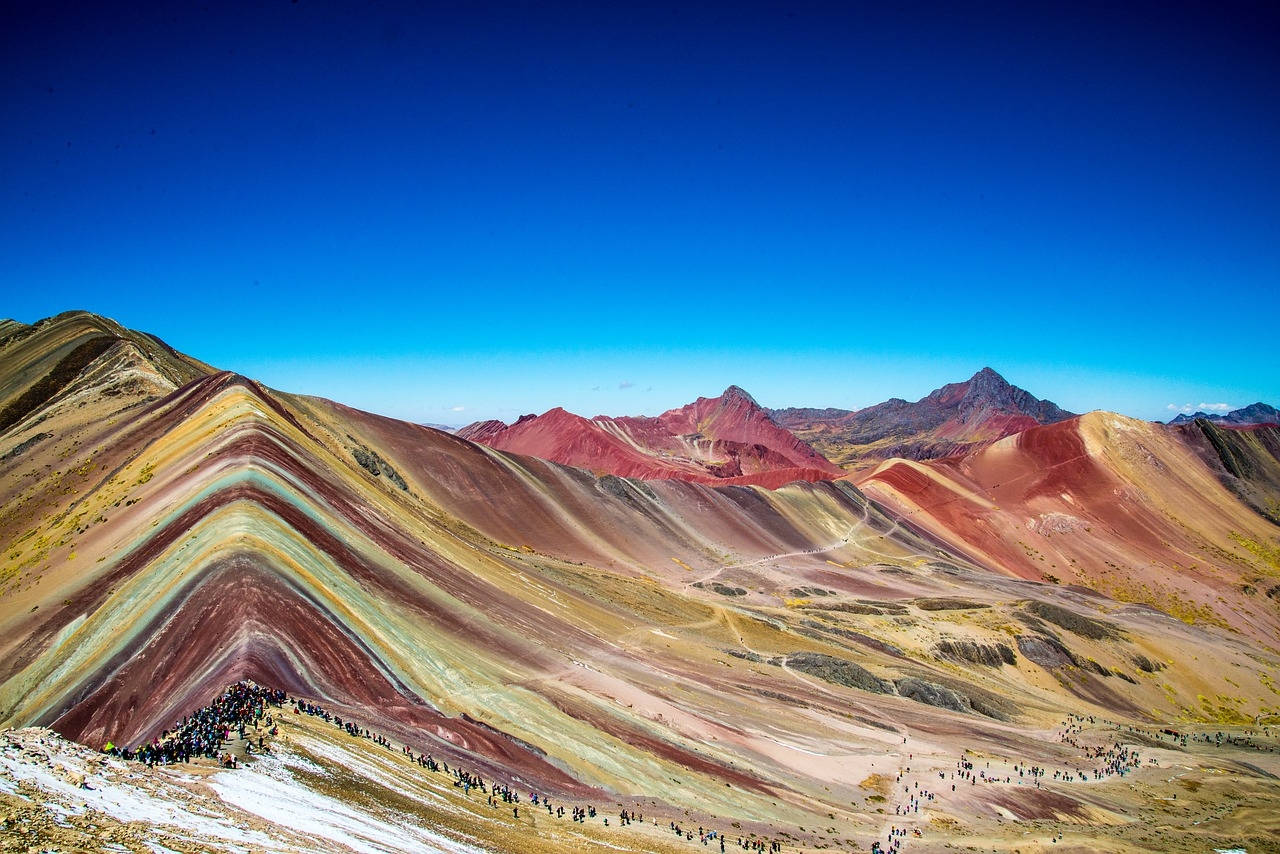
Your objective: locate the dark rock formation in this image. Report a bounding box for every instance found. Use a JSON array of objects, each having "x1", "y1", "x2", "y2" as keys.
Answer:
[
  {"x1": 1016, "y1": 635, "x2": 1079, "y2": 669},
  {"x1": 933, "y1": 639, "x2": 1016, "y2": 667},
  {"x1": 784, "y1": 652, "x2": 893, "y2": 694},
  {"x1": 1024, "y1": 601, "x2": 1119, "y2": 640},
  {"x1": 895, "y1": 677, "x2": 971, "y2": 713}
]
